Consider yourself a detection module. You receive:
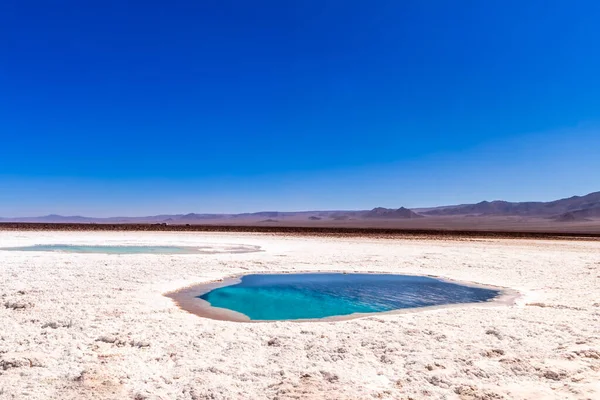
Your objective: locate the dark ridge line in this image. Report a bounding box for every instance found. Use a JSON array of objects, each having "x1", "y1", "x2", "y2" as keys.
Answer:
[{"x1": 0, "y1": 222, "x2": 599, "y2": 240}]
